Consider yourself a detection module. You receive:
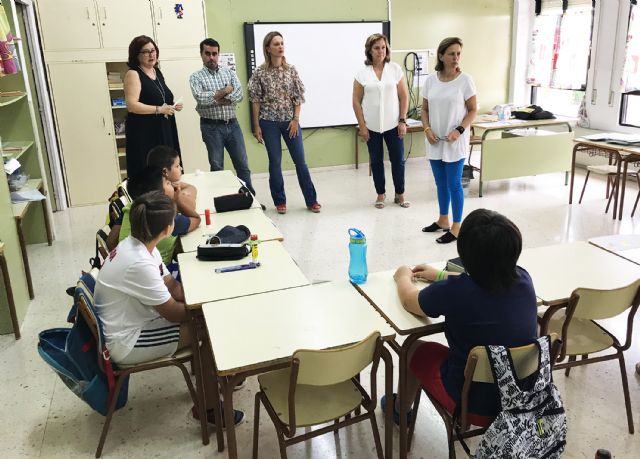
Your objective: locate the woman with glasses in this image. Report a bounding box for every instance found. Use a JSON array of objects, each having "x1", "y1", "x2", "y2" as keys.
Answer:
[
  {"x1": 421, "y1": 37, "x2": 477, "y2": 244},
  {"x1": 124, "y1": 35, "x2": 183, "y2": 177}
]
